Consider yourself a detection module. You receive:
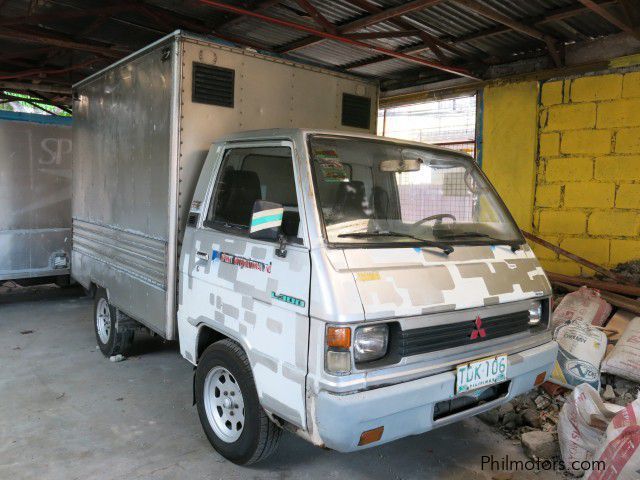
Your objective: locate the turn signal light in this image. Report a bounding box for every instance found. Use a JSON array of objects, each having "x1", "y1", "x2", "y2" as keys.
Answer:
[
  {"x1": 327, "y1": 327, "x2": 351, "y2": 348},
  {"x1": 534, "y1": 371, "x2": 547, "y2": 386},
  {"x1": 358, "y1": 426, "x2": 384, "y2": 446}
]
